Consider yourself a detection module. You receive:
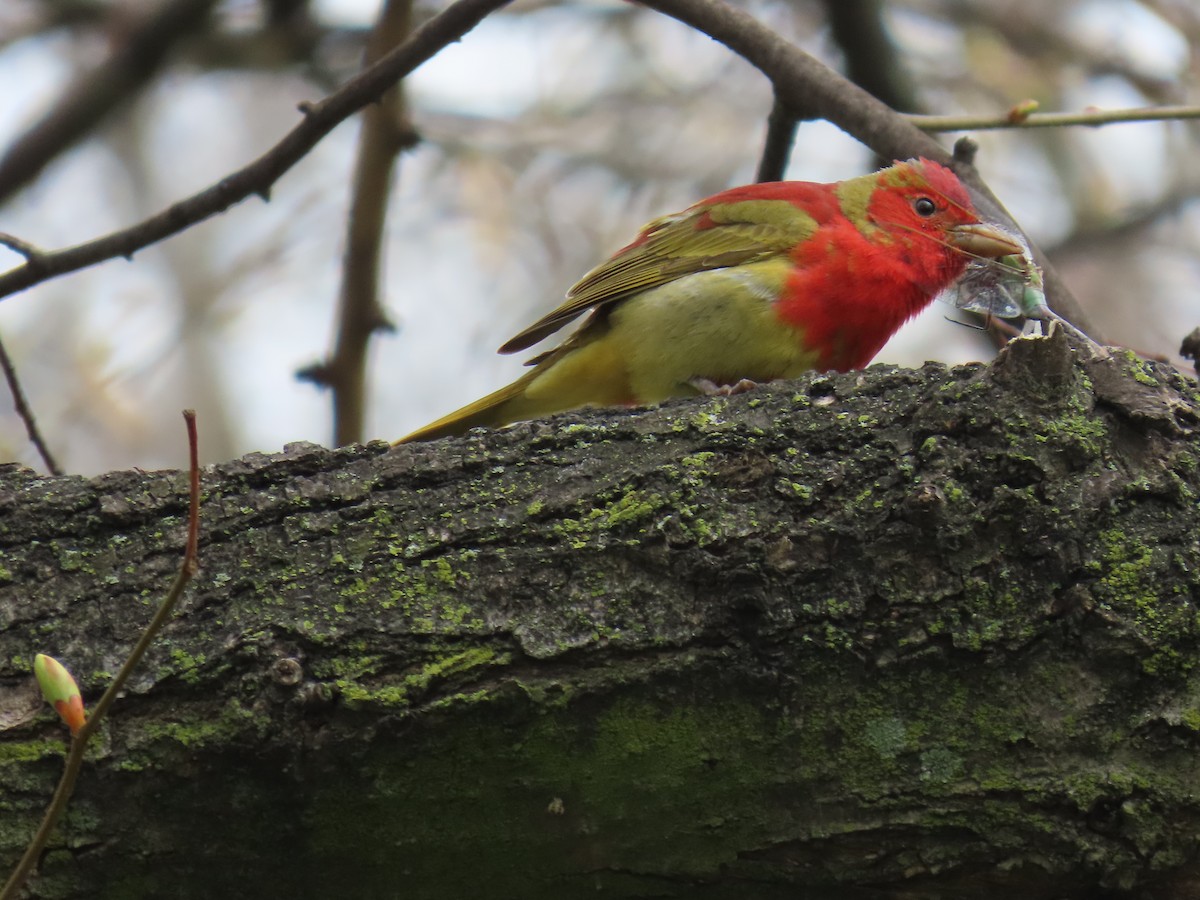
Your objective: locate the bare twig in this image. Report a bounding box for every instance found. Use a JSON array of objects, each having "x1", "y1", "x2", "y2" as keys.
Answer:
[
  {"x1": 81, "y1": 412, "x2": 200, "y2": 727},
  {"x1": 639, "y1": 0, "x2": 943, "y2": 170},
  {"x1": 636, "y1": 0, "x2": 1099, "y2": 340},
  {"x1": 909, "y1": 104, "x2": 1200, "y2": 132},
  {"x1": 305, "y1": 0, "x2": 415, "y2": 447},
  {"x1": 0, "y1": 0, "x2": 513, "y2": 306},
  {"x1": 755, "y1": 98, "x2": 799, "y2": 183},
  {"x1": 183, "y1": 410, "x2": 200, "y2": 575},
  {"x1": 762, "y1": 0, "x2": 923, "y2": 184},
  {"x1": 0, "y1": 331, "x2": 62, "y2": 475},
  {"x1": 0, "y1": 411, "x2": 201, "y2": 900},
  {"x1": 0, "y1": 0, "x2": 221, "y2": 206},
  {"x1": 952, "y1": 135, "x2": 979, "y2": 168},
  {"x1": 0, "y1": 233, "x2": 48, "y2": 268},
  {"x1": 0, "y1": 728, "x2": 87, "y2": 900}
]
